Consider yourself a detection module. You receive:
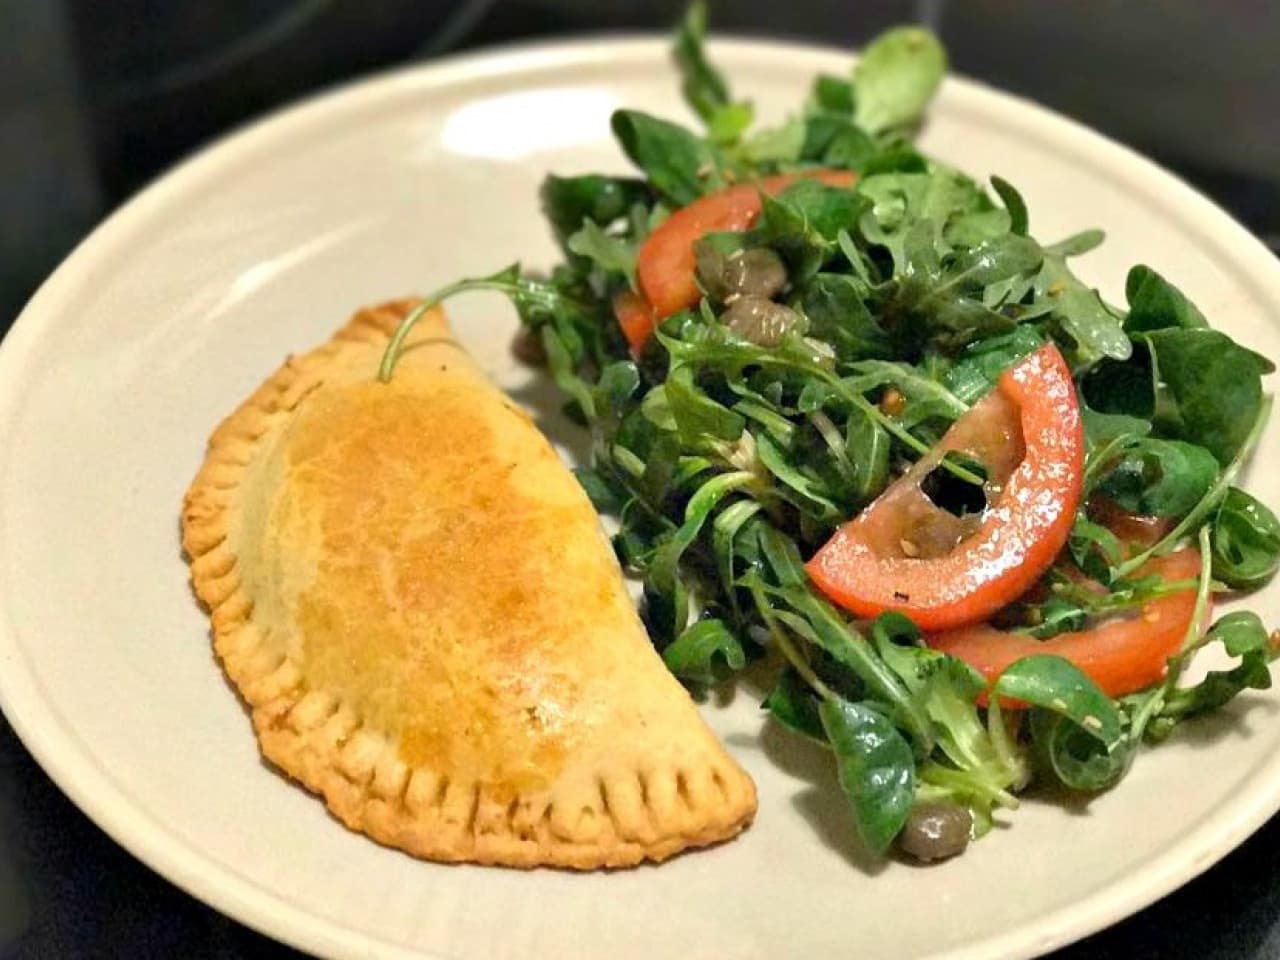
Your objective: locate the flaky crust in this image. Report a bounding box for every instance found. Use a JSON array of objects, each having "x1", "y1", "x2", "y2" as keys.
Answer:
[{"x1": 181, "y1": 301, "x2": 756, "y2": 869}]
